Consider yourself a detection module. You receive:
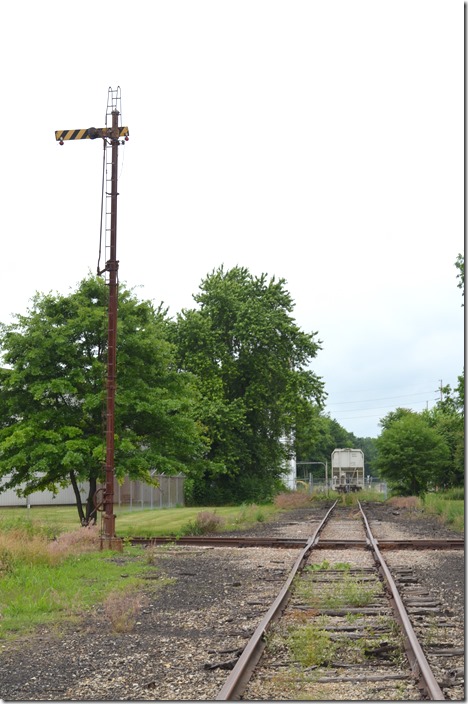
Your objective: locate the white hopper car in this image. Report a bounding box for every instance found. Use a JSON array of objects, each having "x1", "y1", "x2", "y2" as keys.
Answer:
[{"x1": 331, "y1": 448, "x2": 365, "y2": 492}]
